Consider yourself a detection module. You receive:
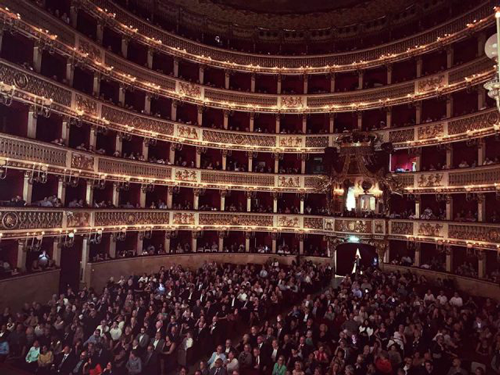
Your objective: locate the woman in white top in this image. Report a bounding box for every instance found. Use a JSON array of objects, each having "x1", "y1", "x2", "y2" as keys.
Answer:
[{"x1": 225, "y1": 351, "x2": 239, "y2": 373}]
